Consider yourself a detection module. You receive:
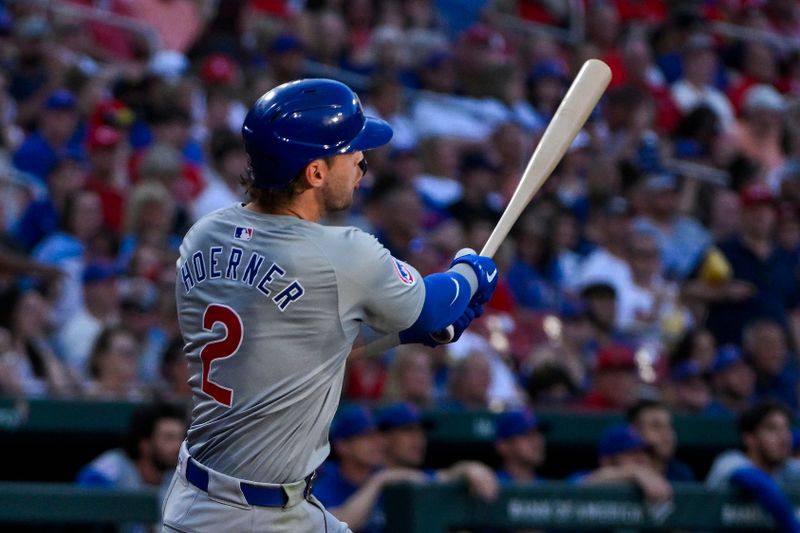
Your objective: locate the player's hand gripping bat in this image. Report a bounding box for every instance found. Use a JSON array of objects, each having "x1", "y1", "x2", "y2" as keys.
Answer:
[{"x1": 351, "y1": 59, "x2": 612, "y2": 359}]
